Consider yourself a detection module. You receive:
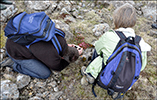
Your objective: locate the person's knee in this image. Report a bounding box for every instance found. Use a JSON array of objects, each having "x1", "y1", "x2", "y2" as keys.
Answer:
[{"x1": 39, "y1": 70, "x2": 51, "y2": 79}]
